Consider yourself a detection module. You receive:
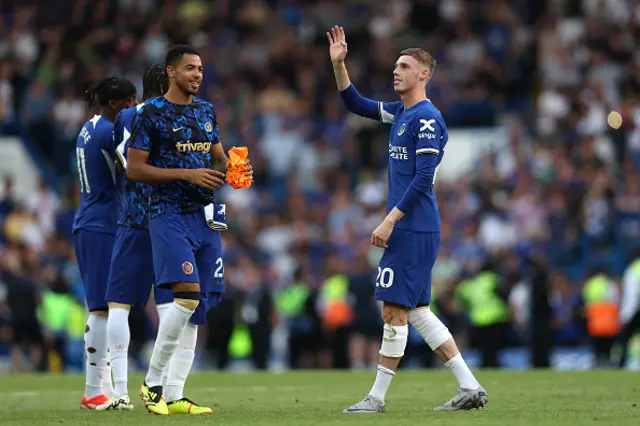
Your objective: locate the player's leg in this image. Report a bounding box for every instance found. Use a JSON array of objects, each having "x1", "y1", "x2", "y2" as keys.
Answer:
[
  {"x1": 99, "y1": 227, "x2": 155, "y2": 410},
  {"x1": 344, "y1": 229, "x2": 416, "y2": 414},
  {"x1": 140, "y1": 214, "x2": 201, "y2": 415},
  {"x1": 407, "y1": 232, "x2": 487, "y2": 411},
  {"x1": 372, "y1": 303, "x2": 409, "y2": 403},
  {"x1": 153, "y1": 287, "x2": 174, "y2": 389},
  {"x1": 103, "y1": 303, "x2": 132, "y2": 405},
  {"x1": 409, "y1": 304, "x2": 487, "y2": 410},
  {"x1": 163, "y1": 230, "x2": 223, "y2": 415},
  {"x1": 163, "y1": 294, "x2": 221, "y2": 415},
  {"x1": 73, "y1": 230, "x2": 115, "y2": 410},
  {"x1": 344, "y1": 302, "x2": 408, "y2": 414}
]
